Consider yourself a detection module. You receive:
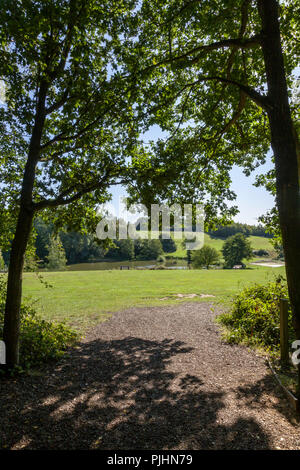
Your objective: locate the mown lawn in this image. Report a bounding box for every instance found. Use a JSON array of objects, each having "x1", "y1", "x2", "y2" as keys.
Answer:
[{"x1": 23, "y1": 265, "x2": 285, "y2": 332}]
